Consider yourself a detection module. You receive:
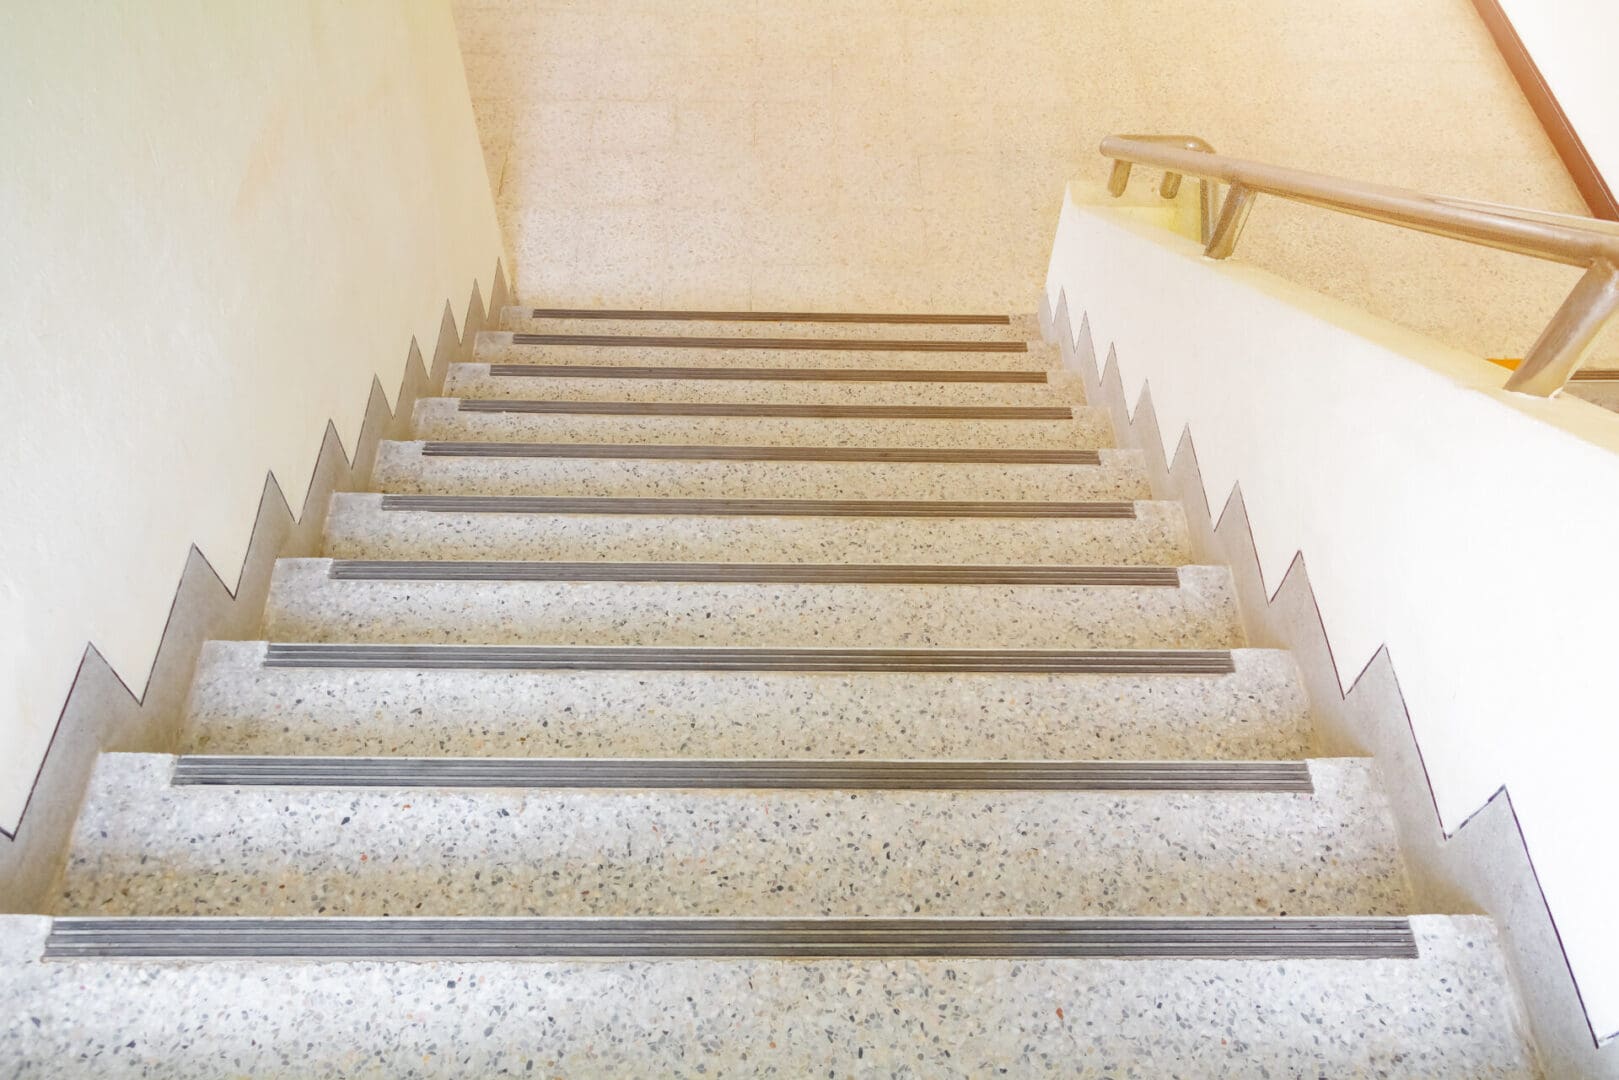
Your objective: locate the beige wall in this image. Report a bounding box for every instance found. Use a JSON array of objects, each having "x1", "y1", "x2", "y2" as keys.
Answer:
[
  {"x1": 0, "y1": 2, "x2": 503, "y2": 831},
  {"x1": 454, "y1": 0, "x2": 1593, "y2": 361},
  {"x1": 1049, "y1": 198, "x2": 1619, "y2": 1043}
]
